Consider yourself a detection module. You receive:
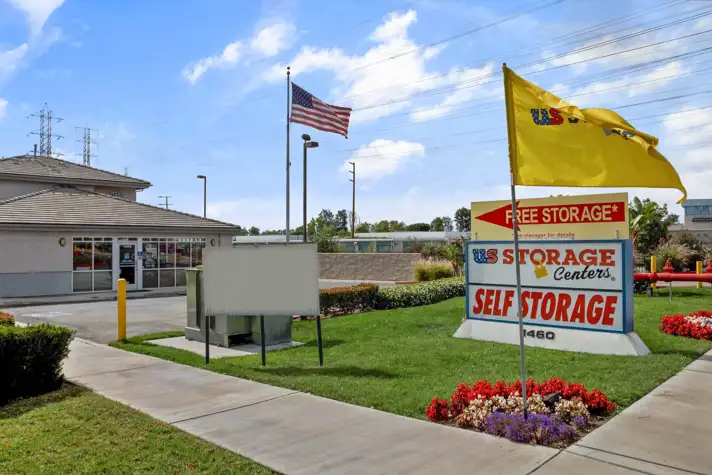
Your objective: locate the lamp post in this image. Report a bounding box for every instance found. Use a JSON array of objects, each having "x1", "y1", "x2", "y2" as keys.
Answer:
[
  {"x1": 301, "y1": 134, "x2": 319, "y2": 243},
  {"x1": 197, "y1": 175, "x2": 207, "y2": 218}
]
